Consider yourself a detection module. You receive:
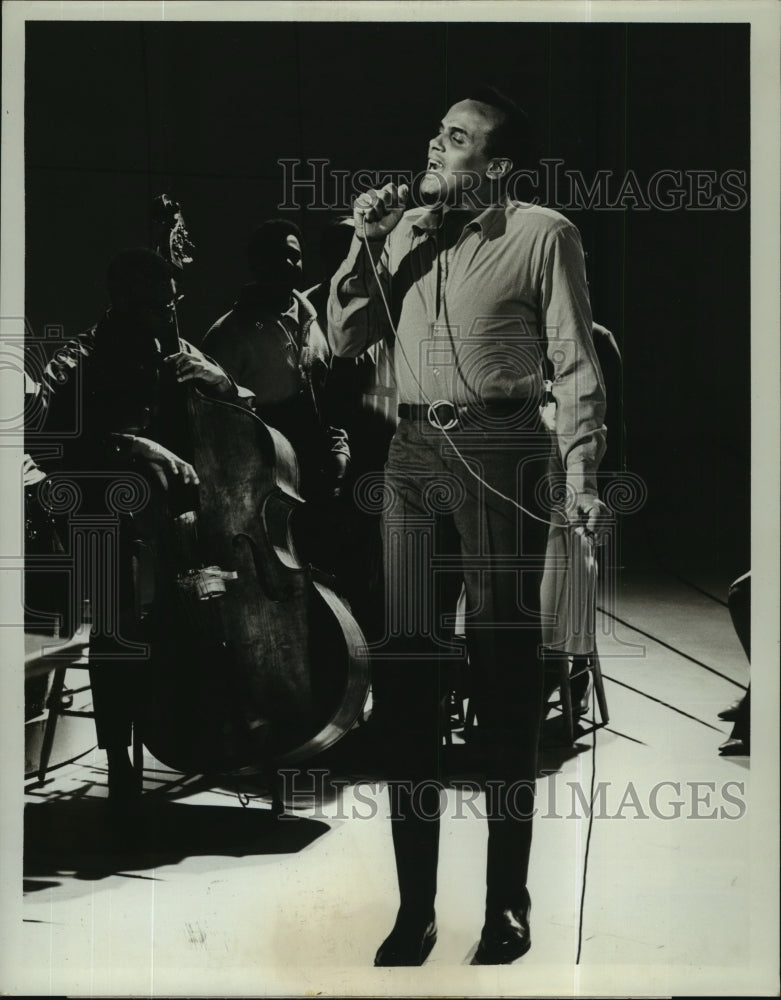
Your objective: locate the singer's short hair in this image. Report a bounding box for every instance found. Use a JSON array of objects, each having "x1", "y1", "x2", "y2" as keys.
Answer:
[{"x1": 464, "y1": 84, "x2": 531, "y2": 172}]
